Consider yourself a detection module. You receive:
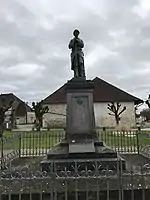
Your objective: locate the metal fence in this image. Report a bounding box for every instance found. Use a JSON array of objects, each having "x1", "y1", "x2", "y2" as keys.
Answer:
[
  {"x1": 19, "y1": 130, "x2": 143, "y2": 155},
  {"x1": 97, "y1": 130, "x2": 140, "y2": 154},
  {"x1": 0, "y1": 133, "x2": 21, "y2": 169},
  {"x1": 1, "y1": 130, "x2": 150, "y2": 168},
  {"x1": 1, "y1": 130, "x2": 150, "y2": 199},
  {"x1": 20, "y1": 131, "x2": 65, "y2": 157},
  {"x1": 1, "y1": 159, "x2": 150, "y2": 200}
]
